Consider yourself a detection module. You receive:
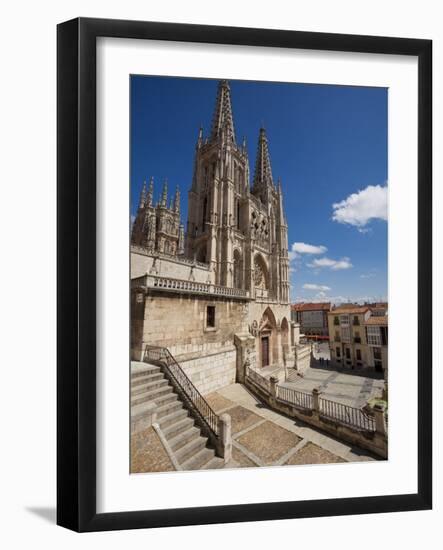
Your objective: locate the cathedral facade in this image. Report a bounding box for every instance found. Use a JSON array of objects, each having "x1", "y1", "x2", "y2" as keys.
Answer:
[{"x1": 131, "y1": 80, "x2": 307, "y2": 396}]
